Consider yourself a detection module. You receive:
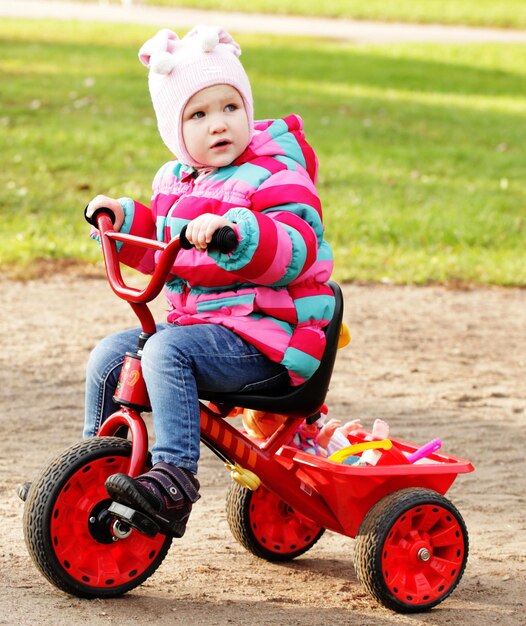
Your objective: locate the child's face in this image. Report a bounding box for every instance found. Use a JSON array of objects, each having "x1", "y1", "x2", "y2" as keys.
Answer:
[{"x1": 182, "y1": 84, "x2": 250, "y2": 168}]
